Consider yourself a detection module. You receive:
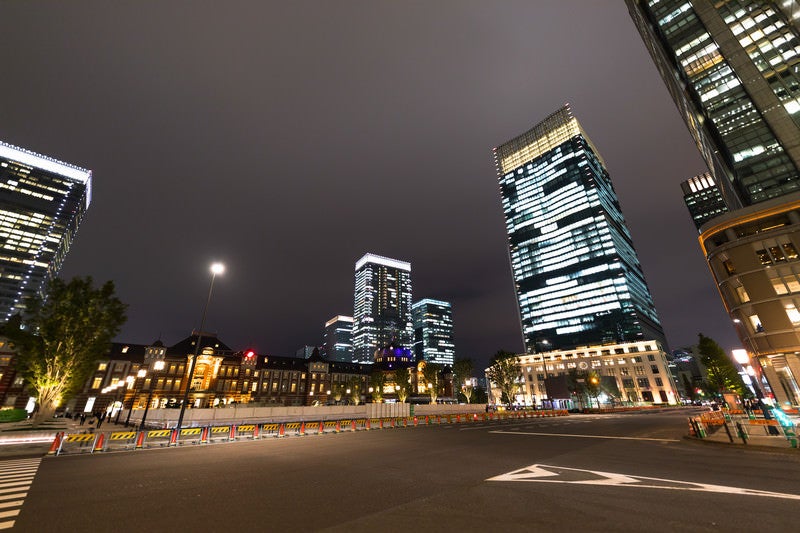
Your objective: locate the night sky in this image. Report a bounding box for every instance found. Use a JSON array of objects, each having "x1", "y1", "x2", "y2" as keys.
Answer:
[{"x1": 1, "y1": 1, "x2": 738, "y2": 369}]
